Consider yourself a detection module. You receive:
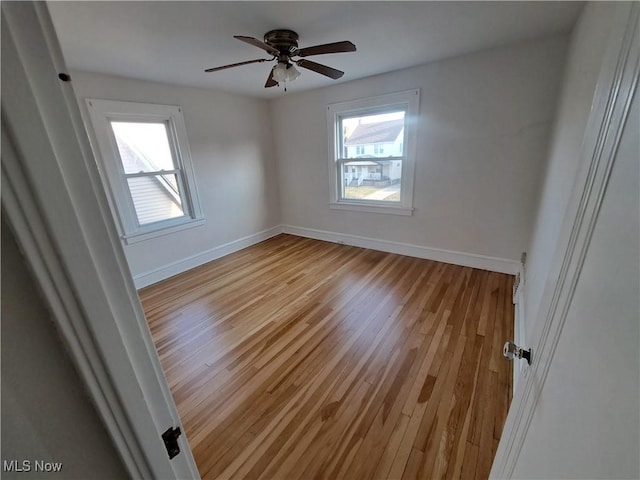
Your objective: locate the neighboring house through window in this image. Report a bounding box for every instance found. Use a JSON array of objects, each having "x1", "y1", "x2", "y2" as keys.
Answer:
[
  {"x1": 327, "y1": 89, "x2": 420, "y2": 215},
  {"x1": 86, "y1": 99, "x2": 203, "y2": 243}
]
